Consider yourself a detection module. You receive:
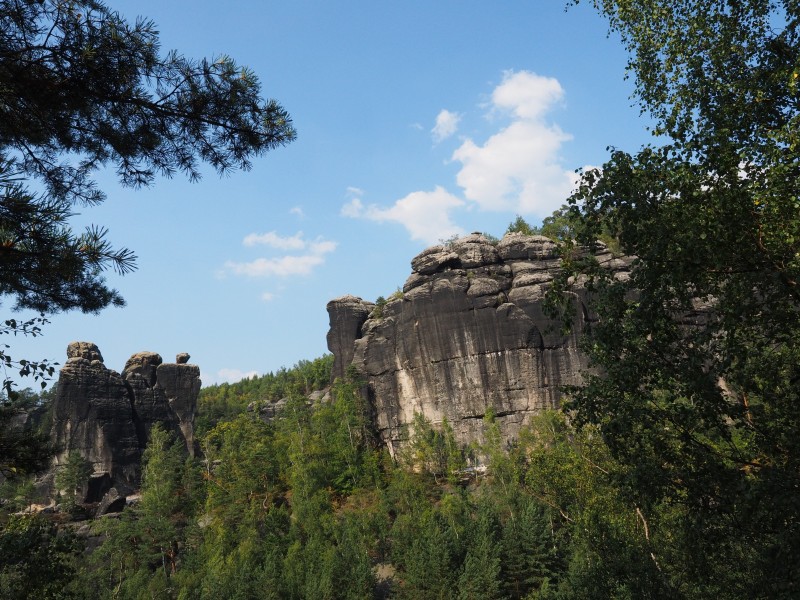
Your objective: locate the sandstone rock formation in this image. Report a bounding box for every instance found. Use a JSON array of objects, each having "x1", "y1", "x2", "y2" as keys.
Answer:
[
  {"x1": 49, "y1": 343, "x2": 200, "y2": 501},
  {"x1": 327, "y1": 295, "x2": 374, "y2": 381},
  {"x1": 327, "y1": 232, "x2": 632, "y2": 453}
]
